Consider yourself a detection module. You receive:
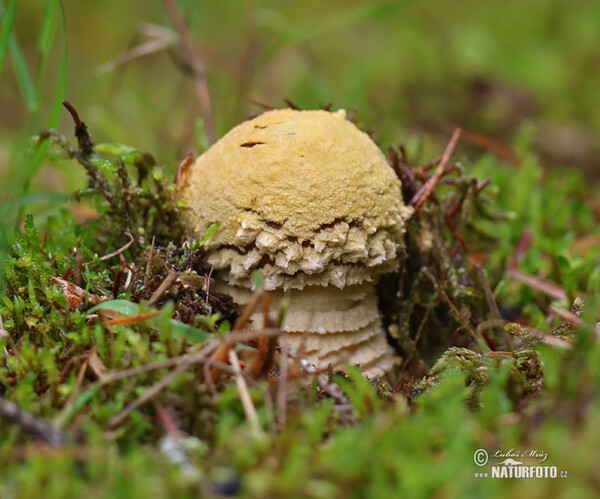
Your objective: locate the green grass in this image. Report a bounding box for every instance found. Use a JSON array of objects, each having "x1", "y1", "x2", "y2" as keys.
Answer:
[{"x1": 0, "y1": 0, "x2": 68, "y2": 249}]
